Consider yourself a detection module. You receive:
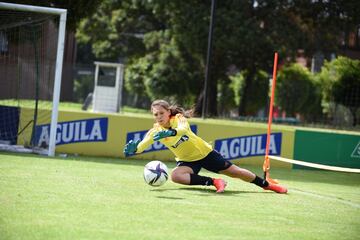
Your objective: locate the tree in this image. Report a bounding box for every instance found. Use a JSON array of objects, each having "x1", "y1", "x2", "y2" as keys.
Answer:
[
  {"x1": 2, "y1": 0, "x2": 102, "y2": 30},
  {"x1": 289, "y1": 0, "x2": 360, "y2": 56},
  {"x1": 276, "y1": 63, "x2": 319, "y2": 118},
  {"x1": 230, "y1": 70, "x2": 269, "y2": 116},
  {"x1": 319, "y1": 57, "x2": 360, "y2": 126},
  {"x1": 300, "y1": 79, "x2": 323, "y2": 123},
  {"x1": 76, "y1": 0, "x2": 360, "y2": 117},
  {"x1": 142, "y1": 35, "x2": 202, "y2": 105},
  {"x1": 77, "y1": 0, "x2": 209, "y2": 109}
]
